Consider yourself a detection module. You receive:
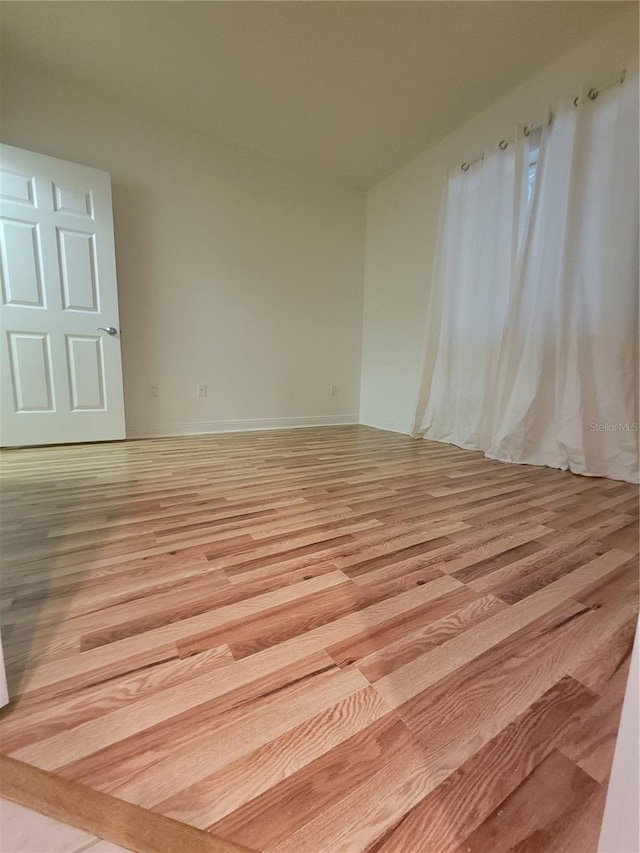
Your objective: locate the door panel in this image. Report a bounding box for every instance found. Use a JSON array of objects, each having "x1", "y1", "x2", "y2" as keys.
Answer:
[
  {"x1": 8, "y1": 331, "x2": 55, "y2": 412},
  {"x1": 0, "y1": 218, "x2": 45, "y2": 307},
  {"x1": 0, "y1": 170, "x2": 36, "y2": 206},
  {"x1": 0, "y1": 144, "x2": 125, "y2": 446},
  {"x1": 66, "y1": 335, "x2": 106, "y2": 411},
  {"x1": 53, "y1": 183, "x2": 93, "y2": 218},
  {"x1": 57, "y1": 228, "x2": 99, "y2": 311}
]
